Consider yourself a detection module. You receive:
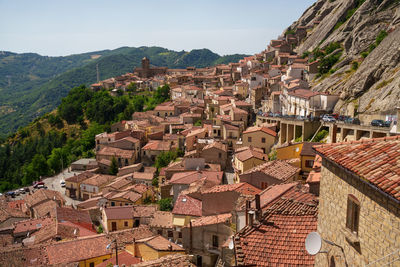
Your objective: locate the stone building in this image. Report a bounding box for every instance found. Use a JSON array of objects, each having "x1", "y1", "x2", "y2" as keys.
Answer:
[
  {"x1": 314, "y1": 136, "x2": 400, "y2": 267},
  {"x1": 133, "y1": 57, "x2": 167, "y2": 78}
]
